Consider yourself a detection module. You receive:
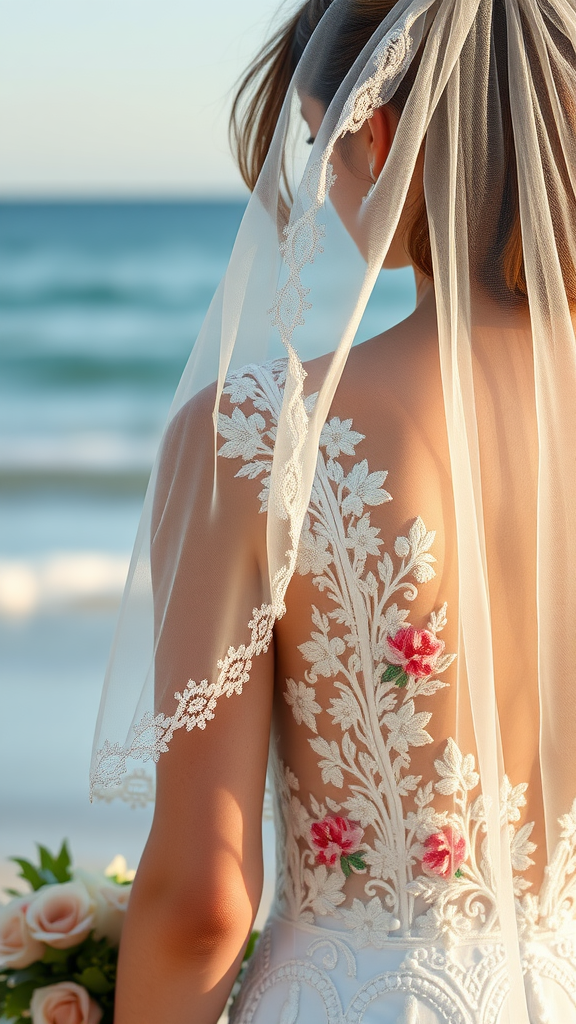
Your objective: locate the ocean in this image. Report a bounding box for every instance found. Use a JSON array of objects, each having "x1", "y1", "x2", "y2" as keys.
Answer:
[{"x1": 0, "y1": 200, "x2": 415, "y2": 908}]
